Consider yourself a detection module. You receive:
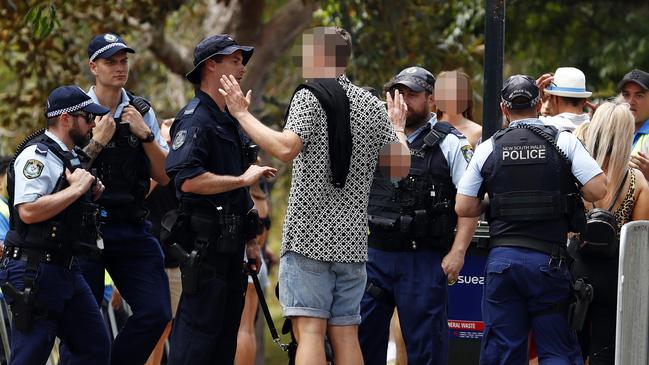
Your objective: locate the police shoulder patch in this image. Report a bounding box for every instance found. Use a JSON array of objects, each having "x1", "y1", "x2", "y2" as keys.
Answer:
[
  {"x1": 23, "y1": 159, "x2": 44, "y2": 179},
  {"x1": 172, "y1": 130, "x2": 187, "y2": 150},
  {"x1": 461, "y1": 144, "x2": 474, "y2": 163}
]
